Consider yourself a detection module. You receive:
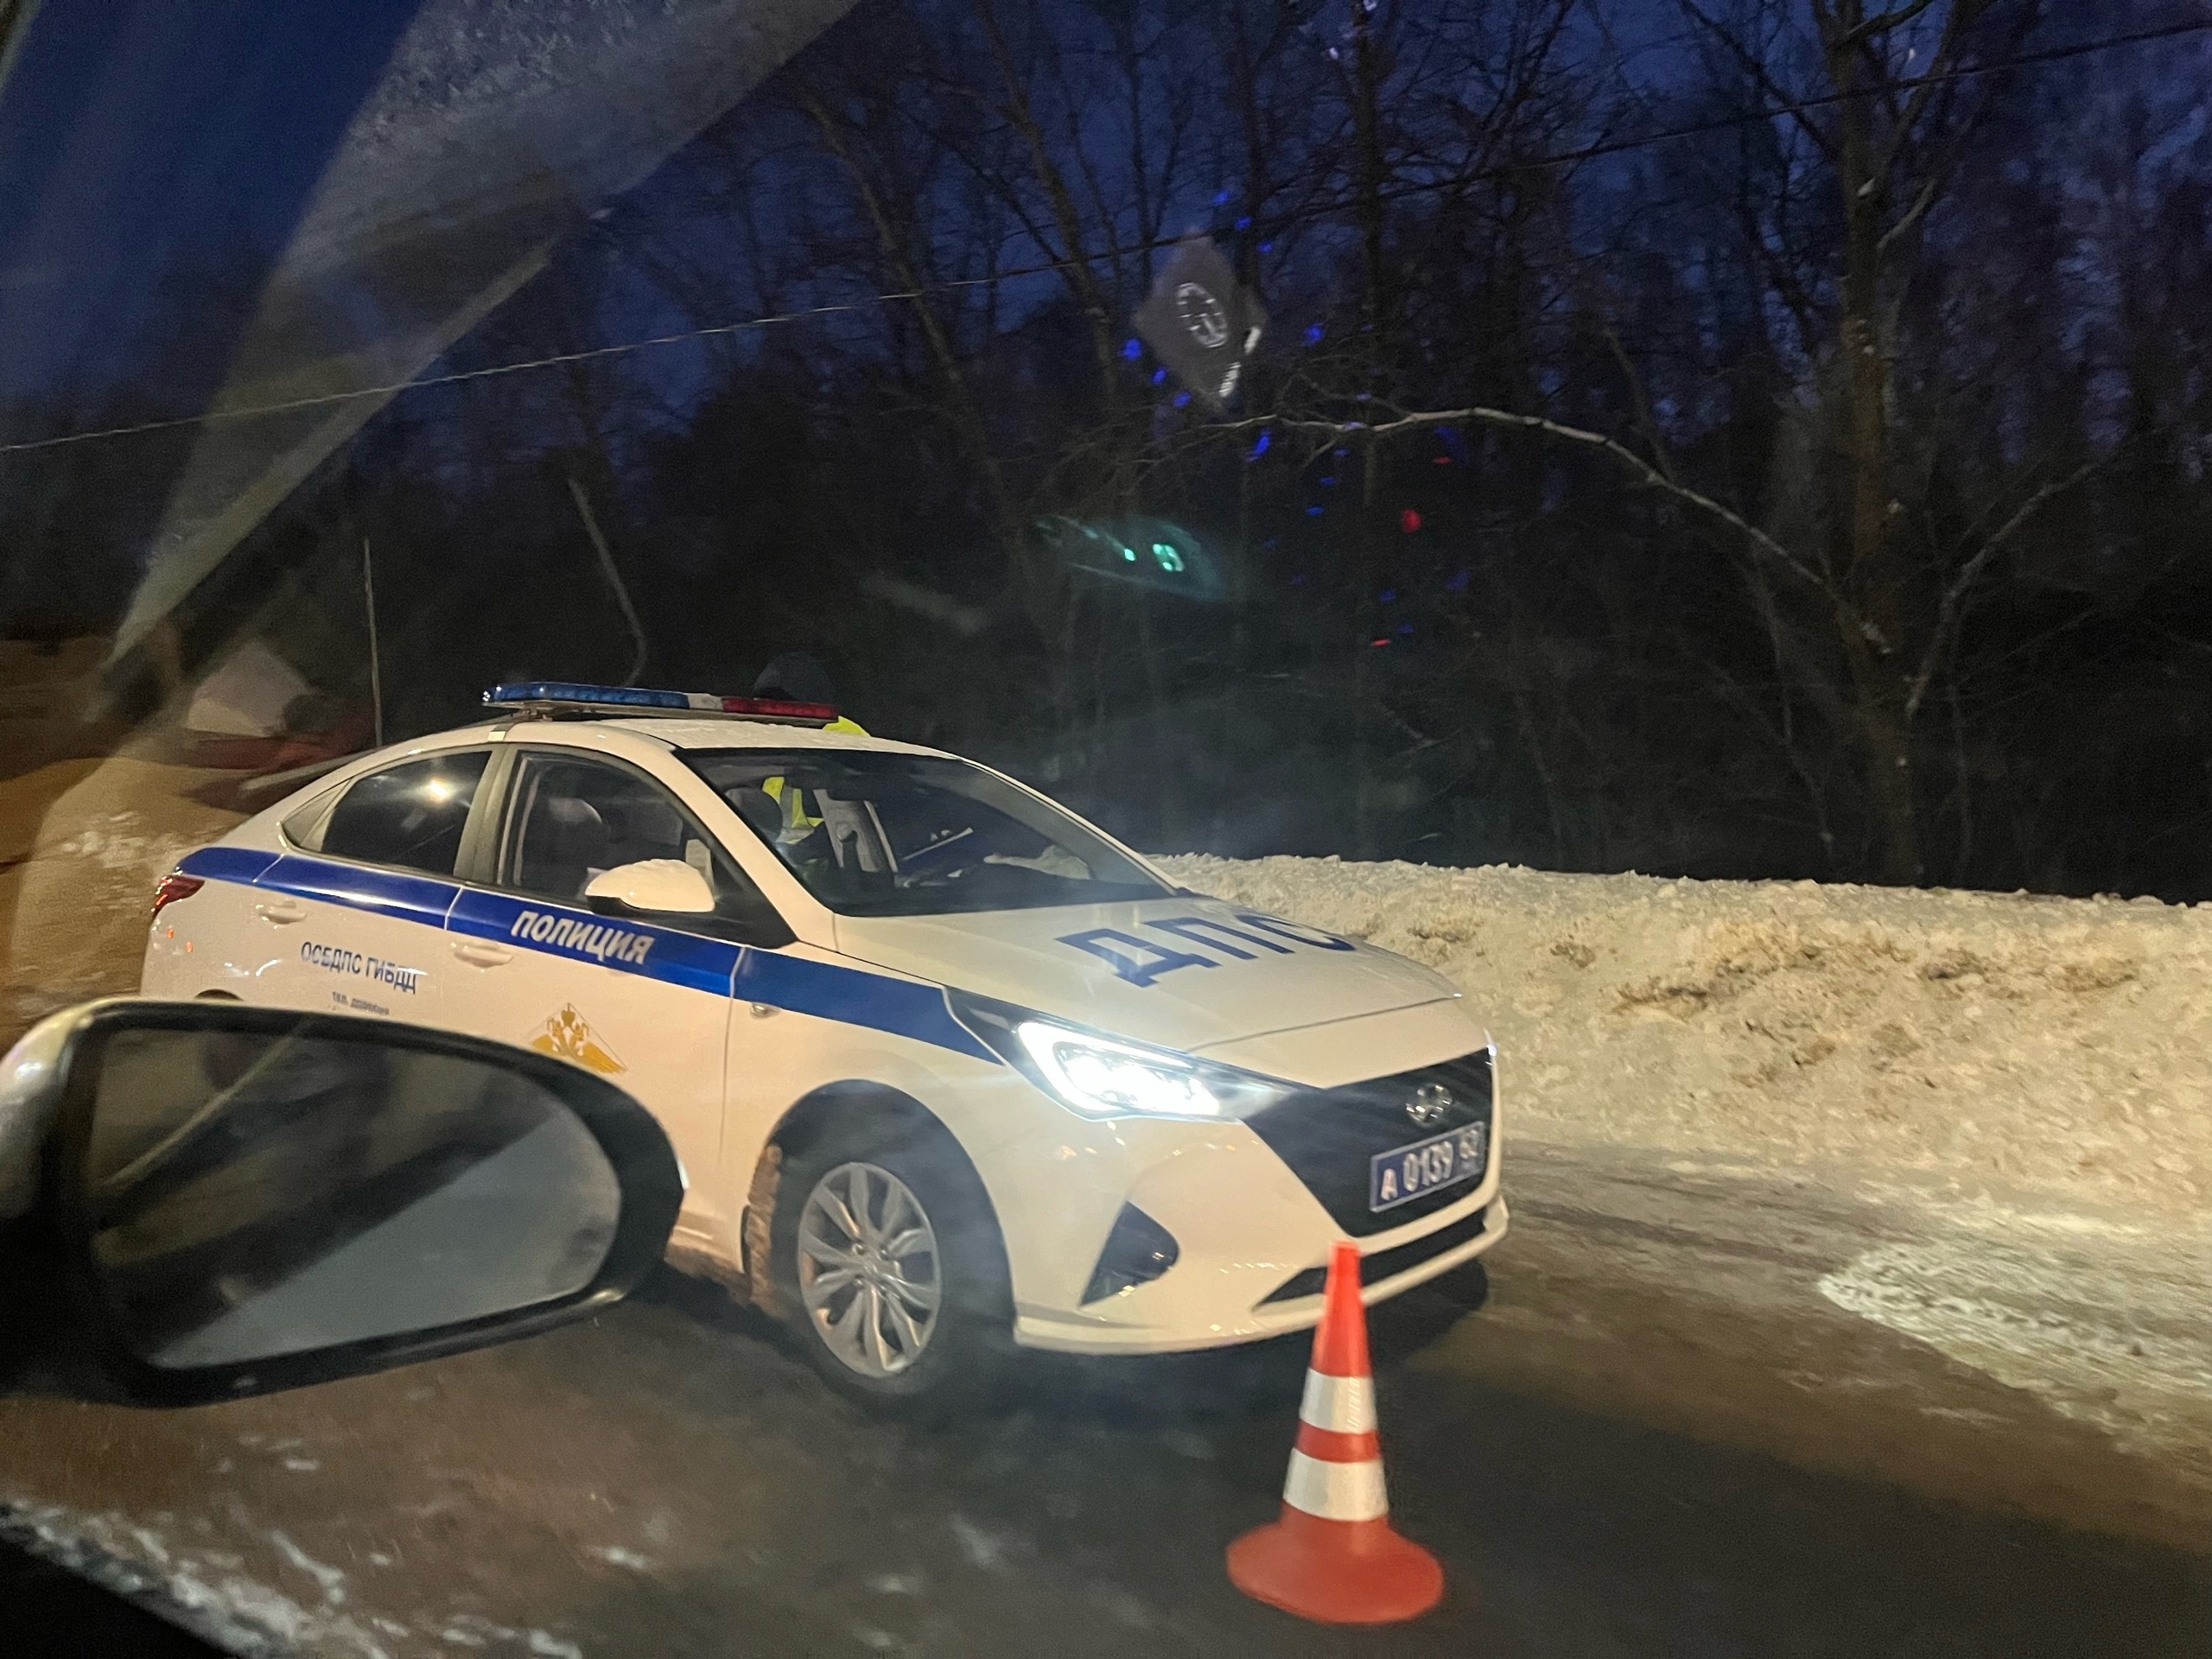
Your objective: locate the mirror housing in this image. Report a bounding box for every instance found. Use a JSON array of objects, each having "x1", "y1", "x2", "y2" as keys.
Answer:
[
  {"x1": 585, "y1": 858, "x2": 715, "y2": 917},
  {"x1": 1, "y1": 1000, "x2": 682, "y2": 1406}
]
